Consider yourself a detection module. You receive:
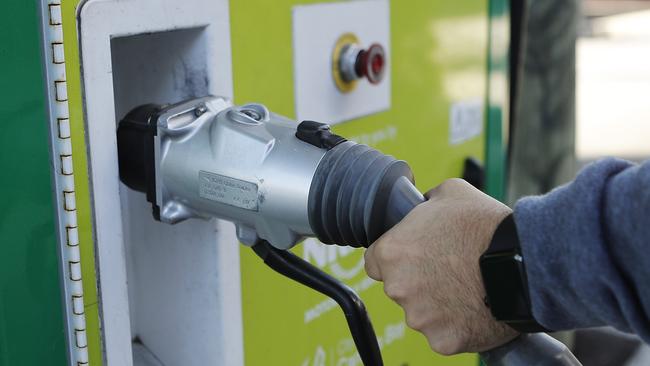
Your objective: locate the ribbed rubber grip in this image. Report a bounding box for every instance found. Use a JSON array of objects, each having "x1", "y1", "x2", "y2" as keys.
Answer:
[{"x1": 308, "y1": 141, "x2": 423, "y2": 247}]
